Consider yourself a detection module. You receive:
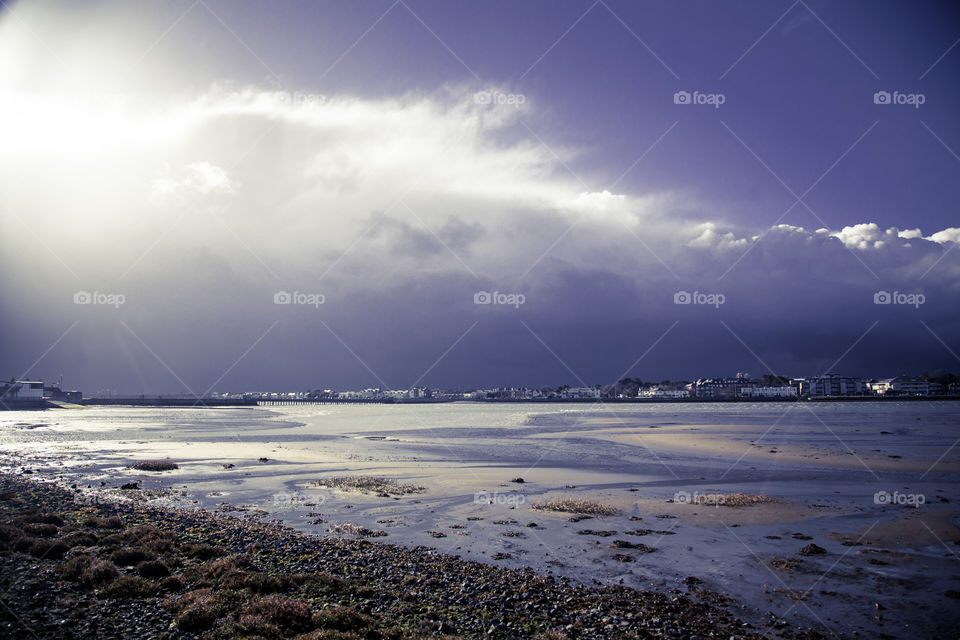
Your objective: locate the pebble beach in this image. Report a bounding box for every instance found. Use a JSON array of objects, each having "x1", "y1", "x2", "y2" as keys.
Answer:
[{"x1": 0, "y1": 474, "x2": 828, "y2": 639}]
